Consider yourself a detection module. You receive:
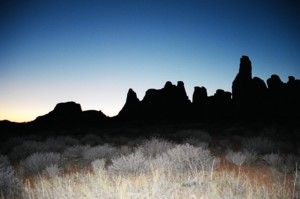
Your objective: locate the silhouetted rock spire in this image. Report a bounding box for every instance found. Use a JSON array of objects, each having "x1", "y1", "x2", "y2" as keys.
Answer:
[
  {"x1": 192, "y1": 86, "x2": 207, "y2": 104},
  {"x1": 117, "y1": 89, "x2": 140, "y2": 118},
  {"x1": 232, "y1": 55, "x2": 252, "y2": 106},
  {"x1": 126, "y1": 89, "x2": 140, "y2": 105},
  {"x1": 239, "y1": 55, "x2": 252, "y2": 80}
]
